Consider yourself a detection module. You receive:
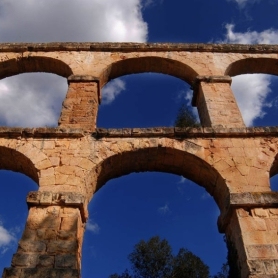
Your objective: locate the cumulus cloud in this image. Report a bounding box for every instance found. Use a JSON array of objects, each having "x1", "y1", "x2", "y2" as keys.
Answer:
[
  {"x1": 201, "y1": 192, "x2": 211, "y2": 200},
  {"x1": 178, "y1": 176, "x2": 187, "y2": 184},
  {"x1": 0, "y1": 224, "x2": 16, "y2": 254},
  {"x1": 102, "y1": 79, "x2": 126, "y2": 105},
  {"x1": 158, "y1": 203, "x2": 170, "y2": 214},
  {"x1": 142, "y1": 0, "x2": 164, "y2": 8},
  {"x1": 86, "y1": 220, "x2": 100, "y2": 234},
  {"x1": 223, "y1": 24, "x2": 278, "y2": 126},
  {"x1": 224, "y1": 24, "x2": 278, "y2": 44},
  {"x1": 0, "y1": 0, "x2": 148, "y2": 127},
  {"x1": 0, "y1": 73, "x2": 68, "y2": 127},
  {"x1": 178, "y1": 89, "x2": 200, "y2": 120},
  {"x1": 227, "y1": 0, "x2": 260, "y2": 9},
  {"x1": 0, "y1": 0, "x2": 147, "y2": 43},
  {"x1": 231, "y1": 74, "x2": 272, "y2": 126}
]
